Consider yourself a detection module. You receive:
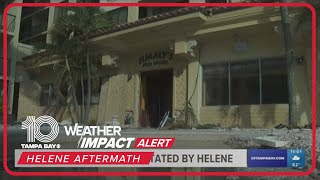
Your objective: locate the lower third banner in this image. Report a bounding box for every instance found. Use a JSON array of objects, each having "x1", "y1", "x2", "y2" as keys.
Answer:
[{"x1": 15, "y1": 149, "x2": 247, "y2": 167}]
